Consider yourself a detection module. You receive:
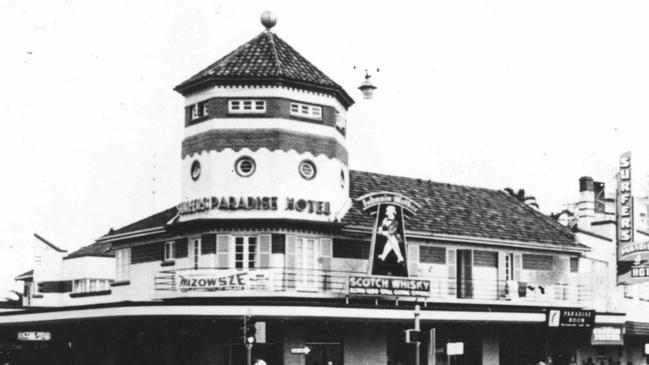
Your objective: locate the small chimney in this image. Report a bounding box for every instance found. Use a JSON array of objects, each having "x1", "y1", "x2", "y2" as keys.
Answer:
[{"x1": 577, "y1": 176, "x2": 595, "y2": 230}]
